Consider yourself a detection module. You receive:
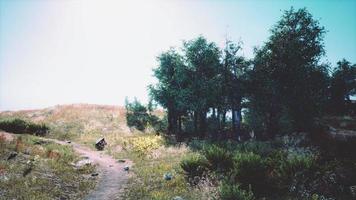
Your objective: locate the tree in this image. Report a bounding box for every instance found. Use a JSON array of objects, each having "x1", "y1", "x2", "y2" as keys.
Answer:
[
  {"x1": 149, "y1": 48, "x2": 188, "y2": 136},
  {"x1": 125, "y1": 98, "x2": 150, "y2": 131},
  {"x1": 329, "y1": 59, "x2": 356, "y2": 115},
  {"x1": 221, "y1": 40, "x2": 249, "y2": 139},
  {"x1": 249, "y1": 7, "x2": 329, "y2": 137},
  {"x1": 183, "y1": 36, "x2": 221, "y2": 137}
]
